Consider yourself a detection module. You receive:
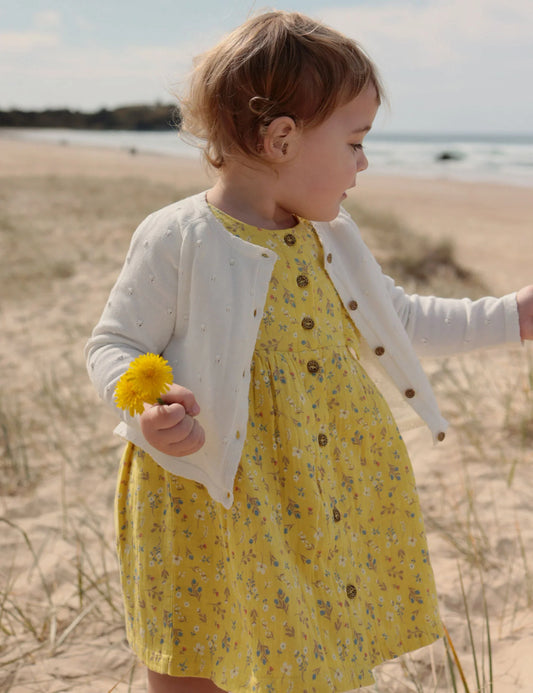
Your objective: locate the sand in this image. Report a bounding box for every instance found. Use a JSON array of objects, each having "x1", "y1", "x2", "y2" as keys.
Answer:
[{"x1": 0, "y1": 135, "x2": 532, "y2": 692}]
